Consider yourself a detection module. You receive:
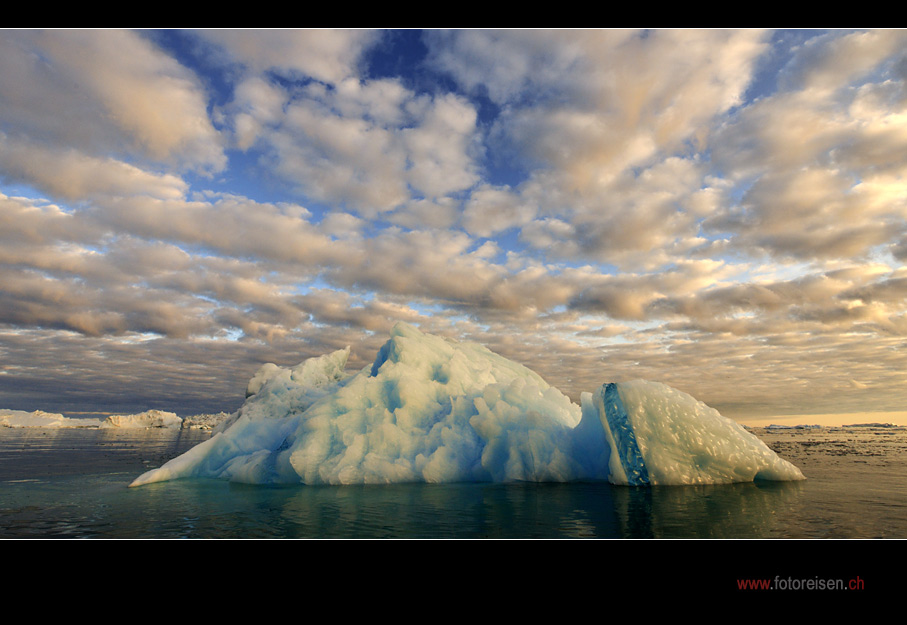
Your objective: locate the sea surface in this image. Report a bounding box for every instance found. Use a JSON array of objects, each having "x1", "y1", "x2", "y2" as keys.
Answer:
[{"x1": 1, "y1": 424, "x2": 906, "y2": 539}]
